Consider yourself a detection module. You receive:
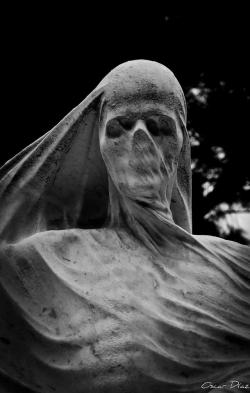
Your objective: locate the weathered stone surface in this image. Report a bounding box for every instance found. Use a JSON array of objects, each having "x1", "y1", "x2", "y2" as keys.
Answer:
[{"x1": 0, "y1": 60, "x2": 249, "y2": 392}]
